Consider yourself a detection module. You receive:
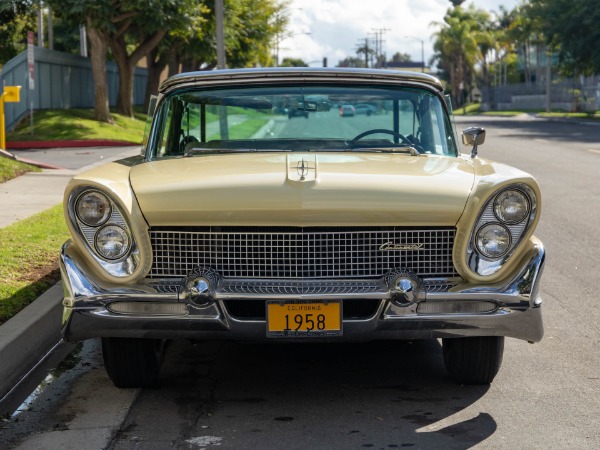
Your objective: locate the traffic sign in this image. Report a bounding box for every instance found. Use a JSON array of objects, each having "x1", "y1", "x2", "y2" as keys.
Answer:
[{"x1": 27, "y1": 31, "x2": 34, "y2": 90}]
